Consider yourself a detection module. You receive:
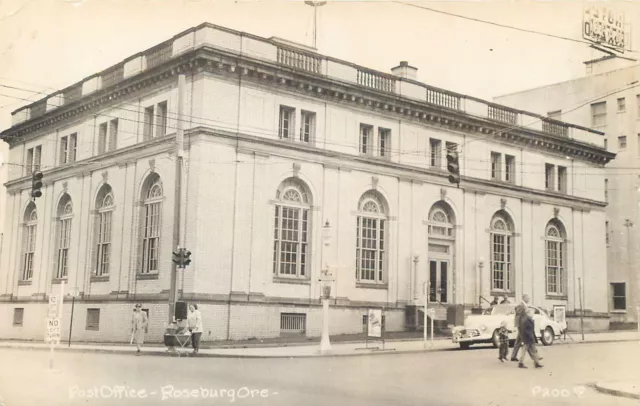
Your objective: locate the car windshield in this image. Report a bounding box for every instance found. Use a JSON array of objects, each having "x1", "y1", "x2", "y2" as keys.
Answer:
[{"x1": 489, "y1": 305, "x2": 514, "y2": 315}]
